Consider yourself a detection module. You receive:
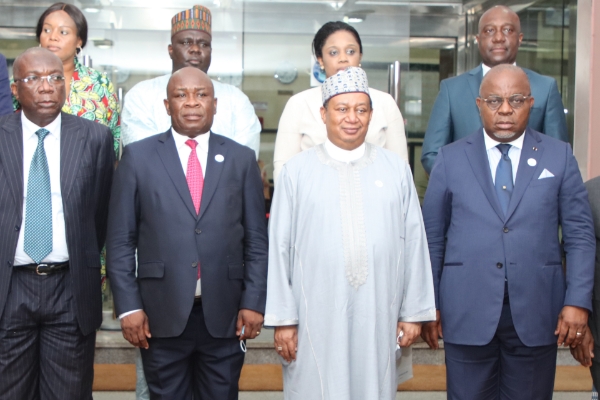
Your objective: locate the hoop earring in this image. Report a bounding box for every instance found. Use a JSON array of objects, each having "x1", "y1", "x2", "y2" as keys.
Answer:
[{"x1": 76, "y1": 46, "x2": 82, "y2": 55}]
